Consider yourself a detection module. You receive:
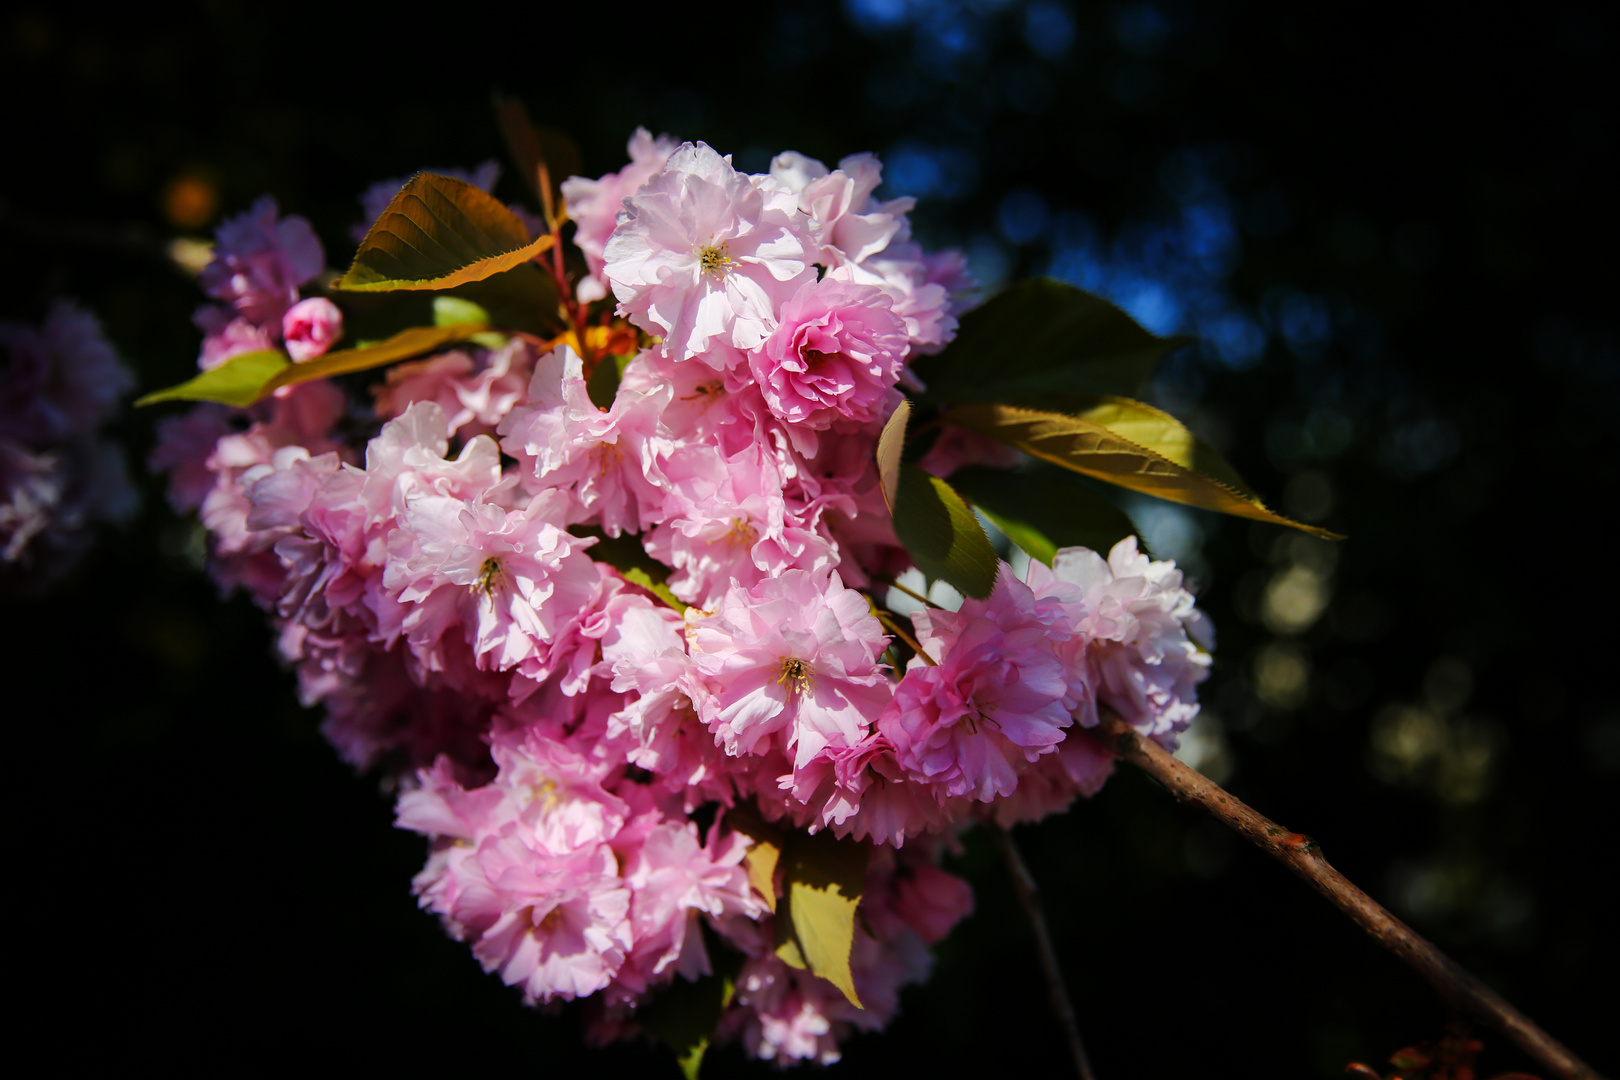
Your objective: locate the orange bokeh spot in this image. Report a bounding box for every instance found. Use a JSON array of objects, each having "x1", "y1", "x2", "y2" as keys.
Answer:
[{"x1": 163, "y1": 173, "x2": 219, "y2": 231}]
